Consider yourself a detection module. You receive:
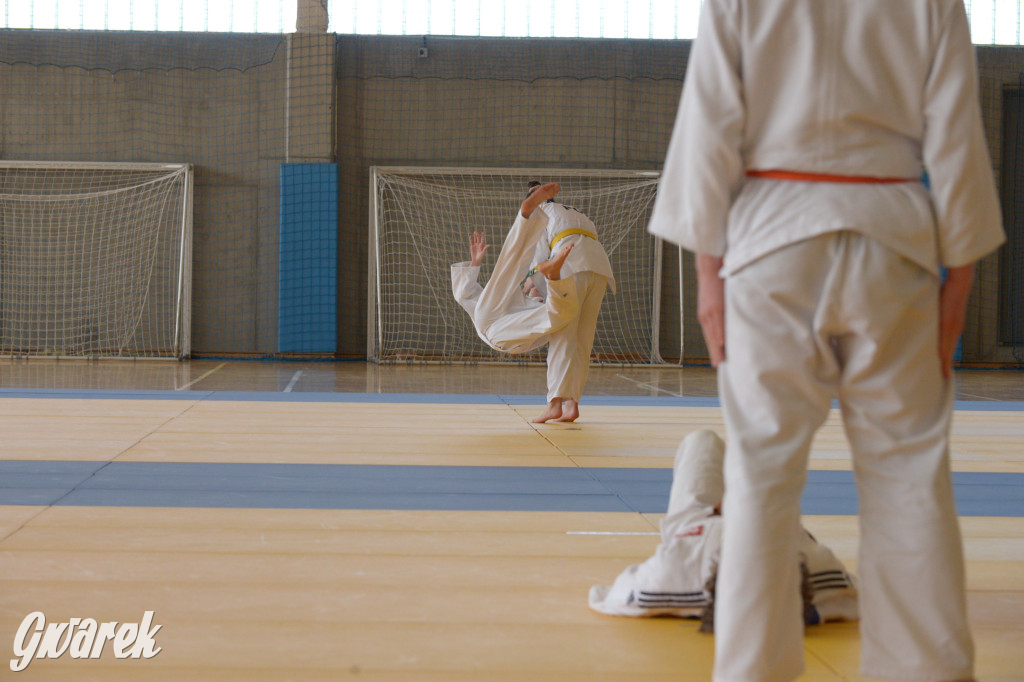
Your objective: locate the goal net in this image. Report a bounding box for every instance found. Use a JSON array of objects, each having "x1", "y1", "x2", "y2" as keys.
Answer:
[
  {"x1": 369, "y1": 166, "x2": 668, "y2": 364},
  {"x1": 0, "y1": 162, "x2": 193, "y2": 359}
]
